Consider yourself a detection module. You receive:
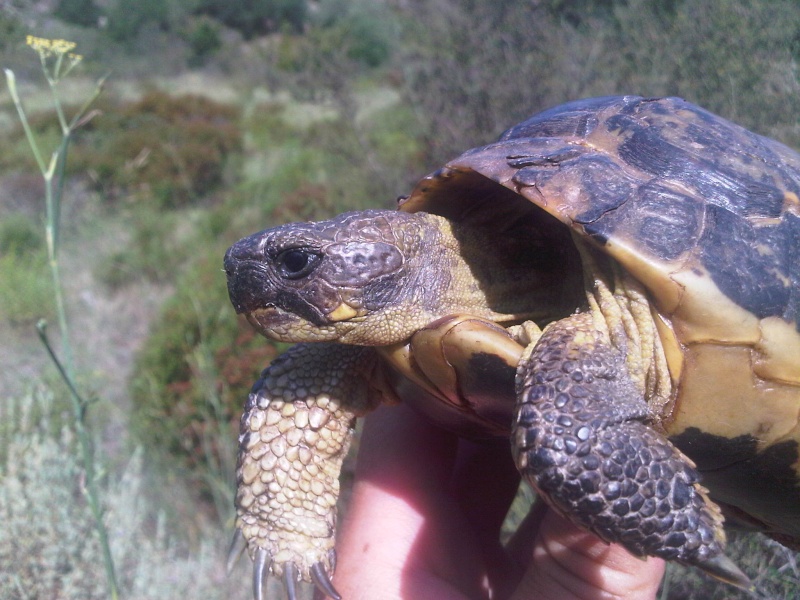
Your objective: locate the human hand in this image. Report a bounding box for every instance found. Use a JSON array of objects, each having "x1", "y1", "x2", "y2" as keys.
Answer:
[{"x1": 330, "y1": 403, "x2": 665, "y2": 600}]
